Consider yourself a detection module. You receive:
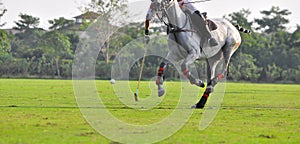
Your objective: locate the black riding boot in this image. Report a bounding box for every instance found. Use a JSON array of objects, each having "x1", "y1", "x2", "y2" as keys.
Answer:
[{"x1": 192, "y1": 11, "x2": 218, "y2": 47}]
